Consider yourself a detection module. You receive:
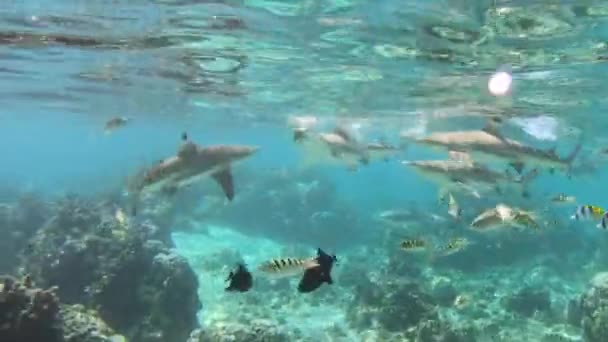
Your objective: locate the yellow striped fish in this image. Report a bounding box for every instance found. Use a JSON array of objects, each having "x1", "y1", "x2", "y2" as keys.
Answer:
[
  {"x1": 571, "y1": 205, "x2": 605, "y2": 221},
  {"x1": 257, "y1": 257, "x2": 319, "y2": 277},
  {"x1": 400, "y1": 239, "x2": 428, "y2": 252},
  {"x1": 435, "y1": 237, "x2": 471, "y2": 257}
]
